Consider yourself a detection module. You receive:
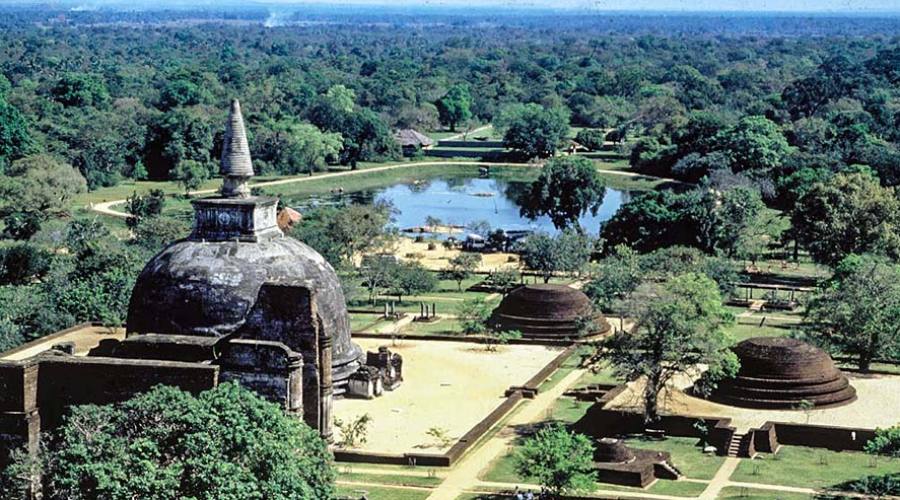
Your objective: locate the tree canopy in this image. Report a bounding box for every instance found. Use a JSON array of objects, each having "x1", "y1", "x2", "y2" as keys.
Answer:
[
  {"x1": 3, "y1": 383, "x2": 335, "y2": 500},
  {"x1": 603, "y1": 273, "x2": 736, "y2": 423},
  {"x1": 806, "y1": 254, "x2": 900, "y2": 371},
  {"x1": 792, "y1": 171, "x2": 900, "y2": 266},
  {"x1": 519, "y1": 156, "x2": 605, "y2": 232}
]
